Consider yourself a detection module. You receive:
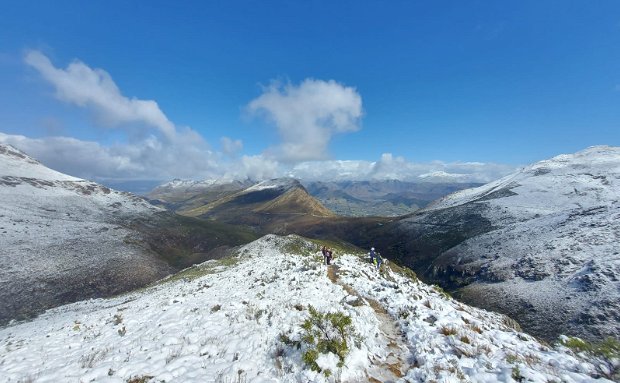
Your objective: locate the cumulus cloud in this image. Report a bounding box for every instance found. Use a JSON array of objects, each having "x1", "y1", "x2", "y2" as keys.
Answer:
[
  {"x1": 25, "y1": 50, "x2": 177, "y2": 139},
  {"x1": 220, "y1": 137, "x2": 243, "y2": 157},
  {"x1": 247, "y1": 79, "x2": 362, "y2": 162},
  {"x1": 15, "y1": 51, "x2": 513, "y2": 185},
  {"x1": 18, "y1": 51, "x2": 228, "y2": 180},
  {"x1": 226, "y1": 155, "x2": 281, "y2": 181}
]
